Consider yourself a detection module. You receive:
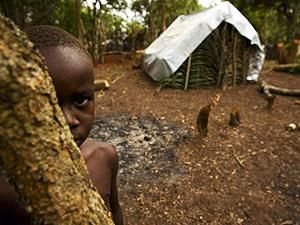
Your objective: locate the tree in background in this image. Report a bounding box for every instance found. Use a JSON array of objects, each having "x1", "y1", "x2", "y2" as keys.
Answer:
[
  {"x1": 230, "y1": 0, "x2": 300, "y2": 61},
  {"x1": 155, "y1": 0, "x2": 203, "y2": 33},
  {"x1": 125, "y1": 20, "x2": 146, "y2": 51},
  {"x1": 80, "y1": 0, "x2": 127, "y2": 63},
  {"x1": 0, "y1": 0, "x2": 128, "y2": 63},
  {"x1": 0, "y1": 0, "x2": 80, "y2": 36},
  {"x1": 231, "y1": 0, "x2": 300, "y2": 44},
  {"x1": 0, "y1": 0, "x2": 203, "y2": 61},
  {"x1": 3, "y1": 0, "x2": 298, "y2": 63},
  {"x1": 0, "y1": 0, "x2": 60, "y2": 28},
  {"x1": 131, "y1": 0, "x2": 203, "y2": 45},
  {"x1": 76, "y1": 0, "x2": 83, "y2": 41}
]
